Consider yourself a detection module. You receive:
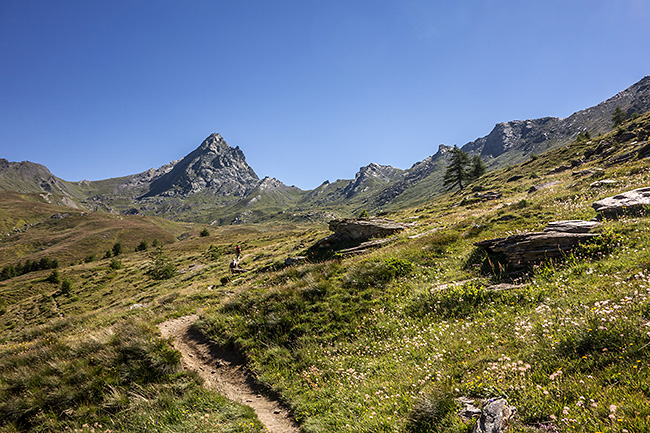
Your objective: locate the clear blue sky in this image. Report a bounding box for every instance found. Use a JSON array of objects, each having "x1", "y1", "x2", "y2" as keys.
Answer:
[{"x1": 1, "y1": 1, "x2": 649, "y2": 189}]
